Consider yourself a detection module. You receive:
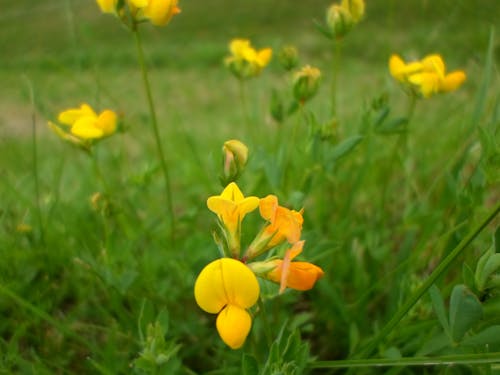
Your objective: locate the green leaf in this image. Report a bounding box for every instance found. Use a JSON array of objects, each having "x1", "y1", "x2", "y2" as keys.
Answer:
[
  {"x1": 372, "y1": 106, "x2": 390, "y2": 128},
  {"x1": 449, "y1": 284, "x2": 483, "y2": 342},
  {"x1": 313, "y1": 18, "x2": 333, "y2": 39},
  {"x1": 429, "y1": 285, "x2": 451, "y2": 339},
  {"x1": 461, "y1": 325, "x2": 500, "y2": 347},
  {"x1": 462, "y1": 262, "x2": 475, "y2": 290},
  {"x1": 328, "y1": 135, "x2": 363, "y2": 163},
  {"x1": 375, "y1": 117, "x2": 408, "y2": 134}
]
